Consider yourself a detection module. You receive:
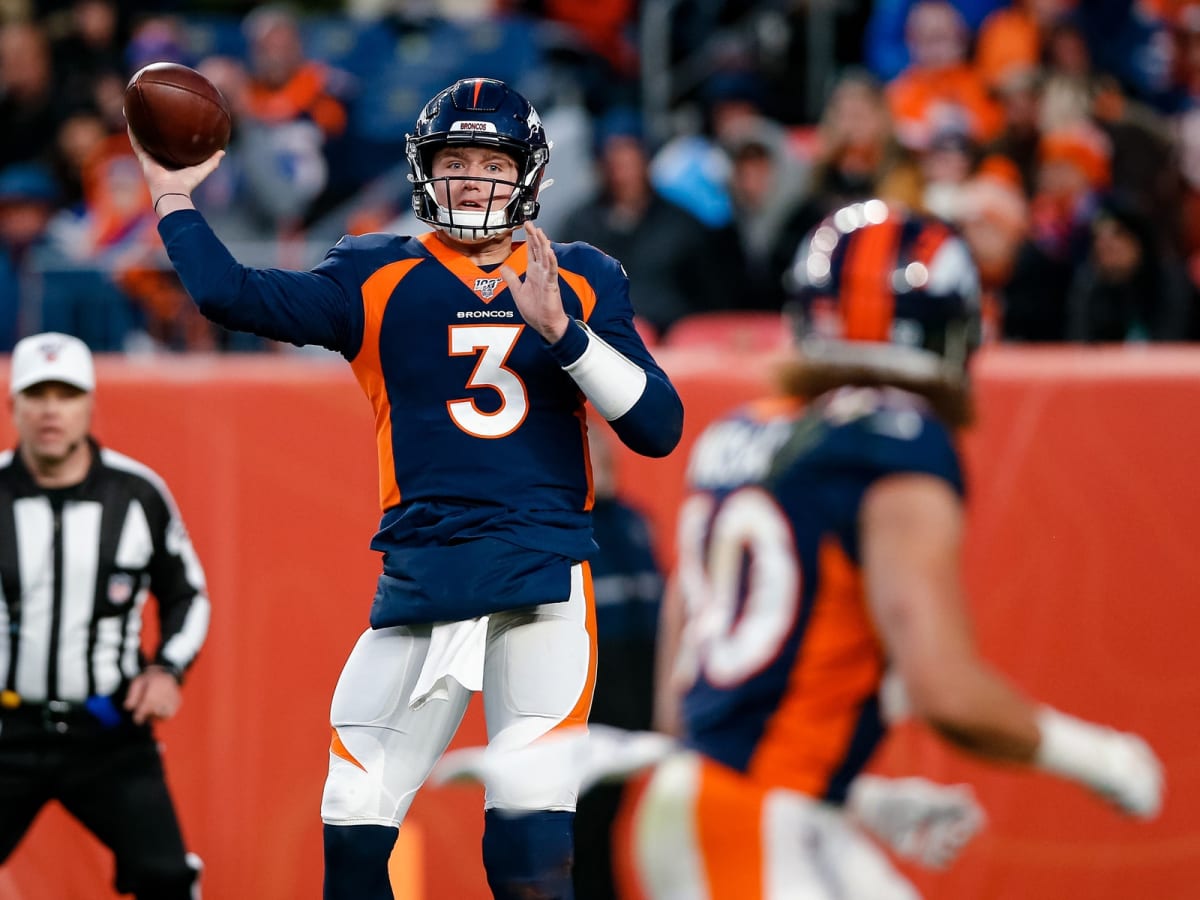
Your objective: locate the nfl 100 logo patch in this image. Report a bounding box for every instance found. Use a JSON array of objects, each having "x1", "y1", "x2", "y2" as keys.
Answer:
[{"x1": 473, "y1": 277, "x2": 503, "y2": 300}]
